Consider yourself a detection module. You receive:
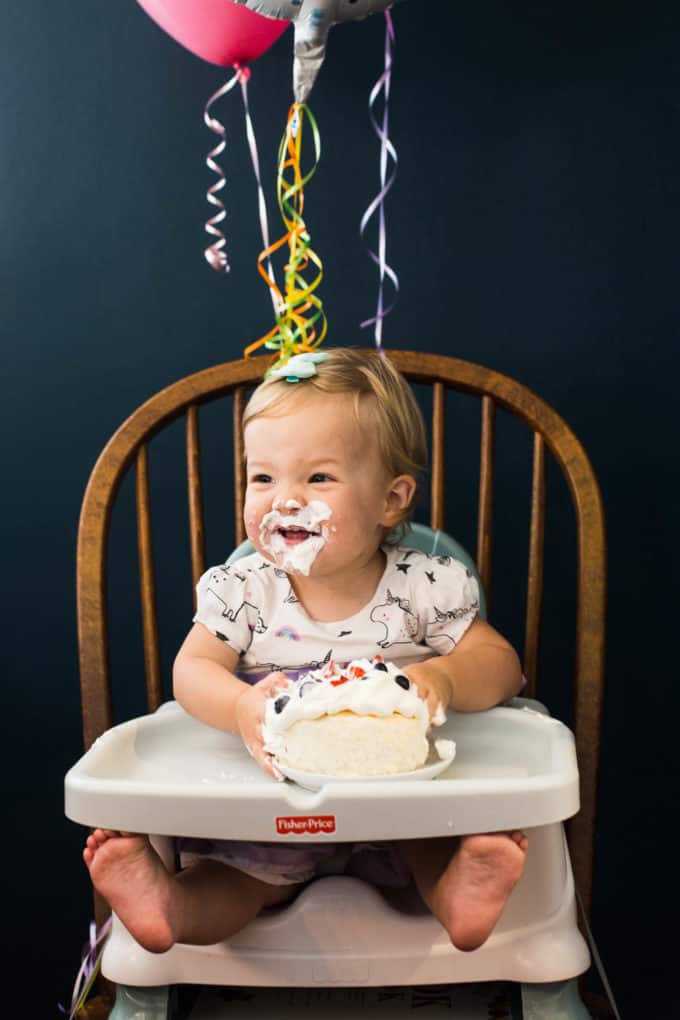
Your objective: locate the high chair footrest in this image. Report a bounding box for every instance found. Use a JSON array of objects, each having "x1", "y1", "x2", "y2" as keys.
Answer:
[
  {"x1": 109, "y1": 983, "x2": 170, "y2": 1020},
  {"x1": 102, "y1": 836, "x2": 590, "y2": 989},
  {"x1": 106, "y1": 979, "x2": 592, "y2": 1019},
  {"x1": 521, "y1": 979, "x2": 591, "y2": 1019}
]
